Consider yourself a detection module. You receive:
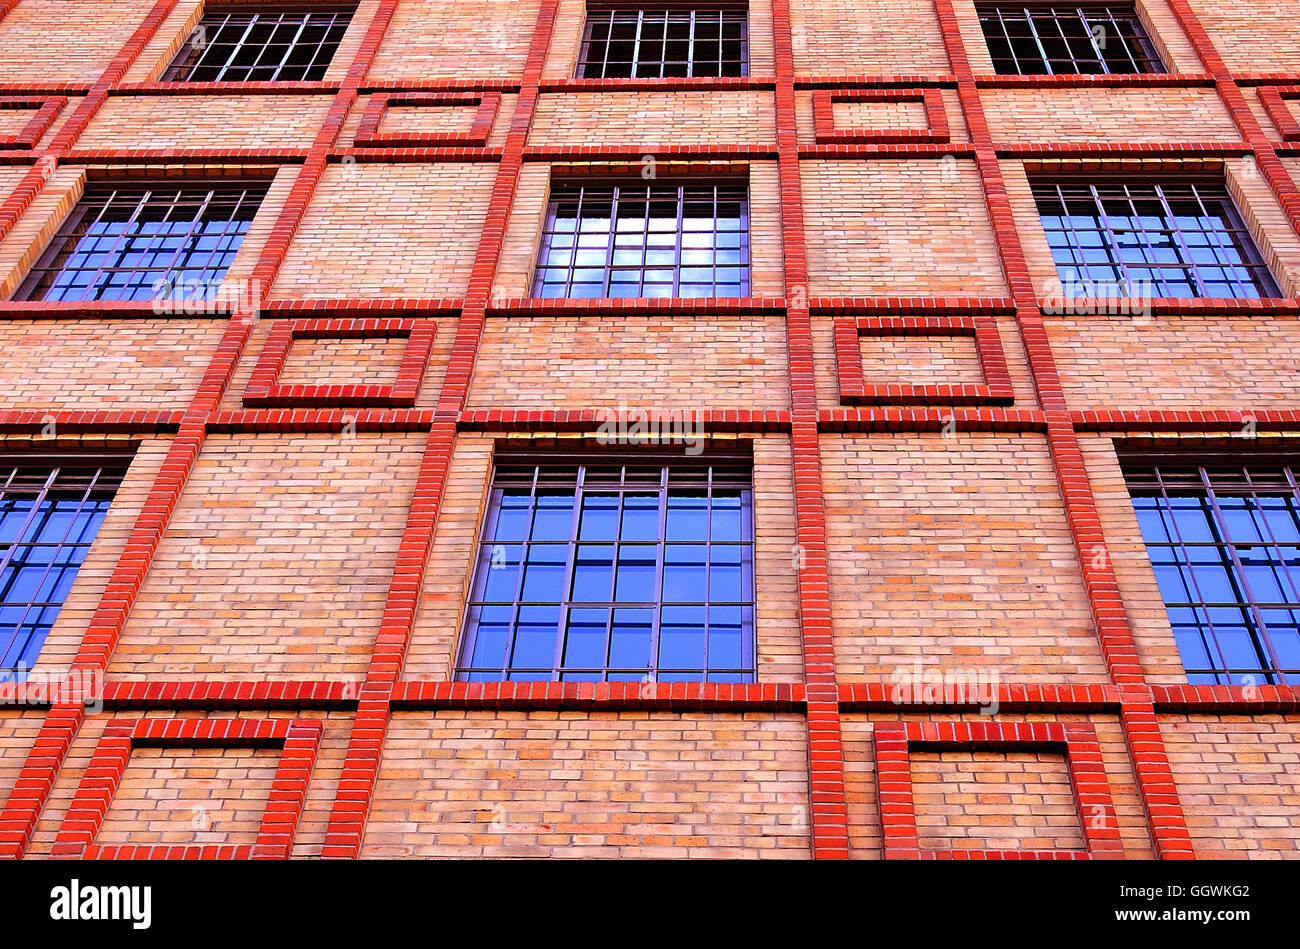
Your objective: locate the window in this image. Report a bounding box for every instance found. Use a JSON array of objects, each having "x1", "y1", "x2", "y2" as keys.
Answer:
[
  {"x1": 161, "y1": 6, "x2": 354, "y2": 82},
  {"x1": 1, "y1": 457, "x2": 128, "y2": 680},
  {"x1": 976, "y1": 3, "x2": 1164, "y2": 75},
  {"x1": 576, "y1": 6, "x2": 748, "y2": 78},
  {"x1": 15, "y1": 181, "x2": 269, "y2": 303},
  {"x1": 456, "y1": 454, "x2": 756, "y2": 683},
  {"x1": 1125, "y1": 456, "x2": 1300, "y2": 685},
  {"x1": 533, "y1": 180, "x2": 750, "y2": 299},
  {"x1": 1033, "y1": 179, "x2": 1279, "y2": 299}
]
